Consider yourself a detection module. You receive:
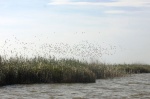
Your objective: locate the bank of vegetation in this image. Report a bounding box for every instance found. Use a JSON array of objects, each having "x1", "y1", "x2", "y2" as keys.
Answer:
[{"x1": 0, "y1": 56, "x2": 150, "y2": 86}]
